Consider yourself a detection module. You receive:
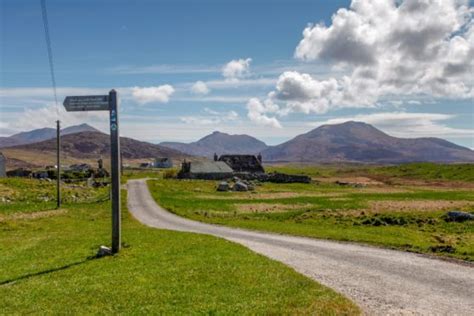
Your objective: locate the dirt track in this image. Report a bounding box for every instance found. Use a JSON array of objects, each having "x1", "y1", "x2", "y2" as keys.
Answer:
[{"x1": 127, "y1": 179, "x2": 474, "y2": 315}]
